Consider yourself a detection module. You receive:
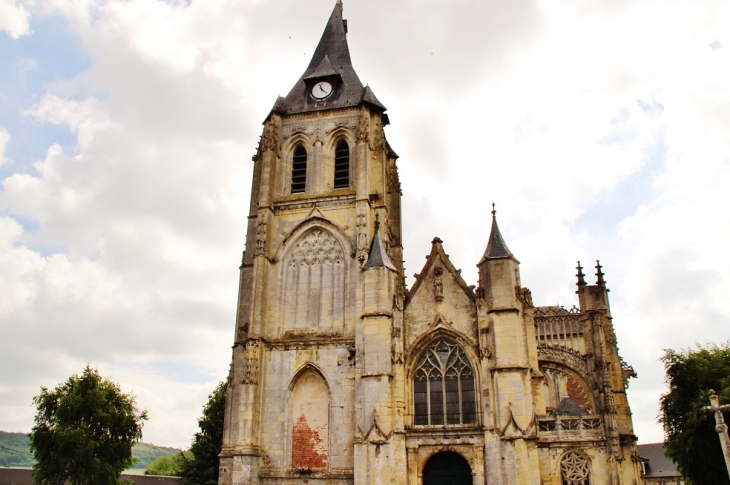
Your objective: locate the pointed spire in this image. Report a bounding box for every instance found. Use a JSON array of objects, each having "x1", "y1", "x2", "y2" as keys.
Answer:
[
  {"x1": 274, "y1": 2, "x2": 386, "y2": 116},
  {"x1": 306, "y1": 2, "x2": 352, "y2": 75},
  {"x1": 576, "y1": 261, "x2": 586, "y2": 287},
  {"x1": 479, "y1": 203, "x2": 514, "y2": 263},
  {"x1": 365, "y1": 214, "x2": 396, "y2": 271},
  {"x1": 595, "y1": 260, "x2": 606, "y2": 286}
]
